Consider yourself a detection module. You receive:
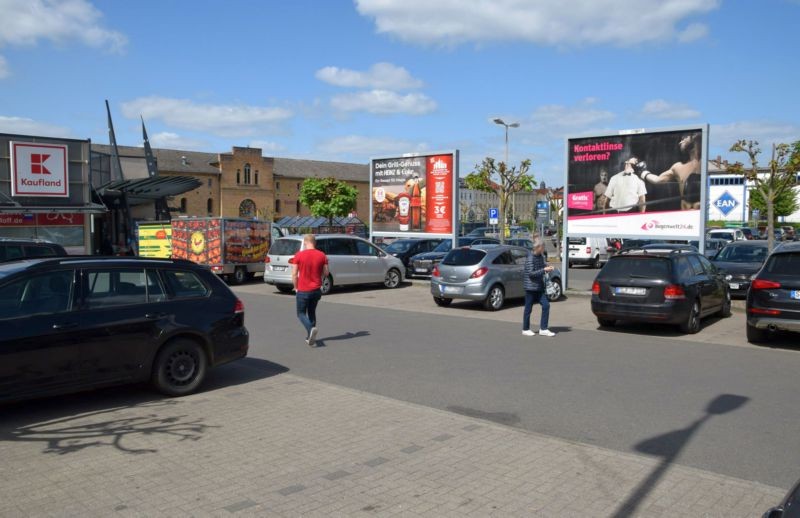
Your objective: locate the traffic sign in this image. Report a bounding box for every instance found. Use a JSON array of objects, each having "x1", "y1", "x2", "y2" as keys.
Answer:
[{"x1": 488, "y1": 207, "x2": 498, "y2": 225}]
